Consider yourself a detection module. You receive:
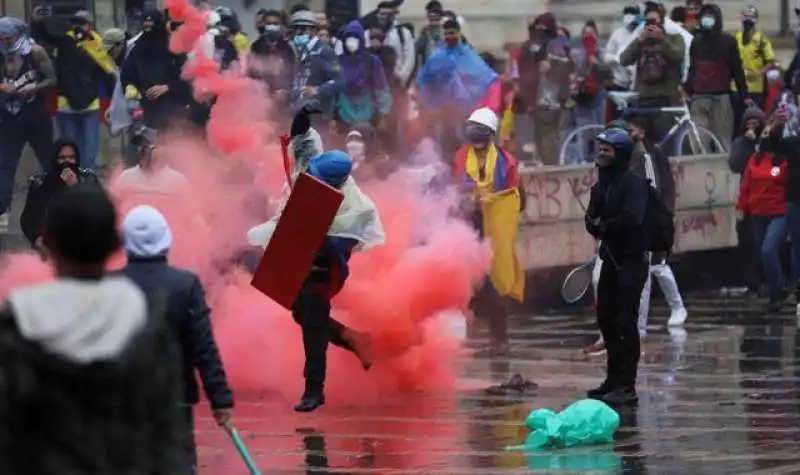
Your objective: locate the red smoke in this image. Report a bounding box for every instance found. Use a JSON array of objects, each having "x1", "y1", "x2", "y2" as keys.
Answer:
[{"x1": 0, "y1": 0, "x2": 490, "y2": 469}]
